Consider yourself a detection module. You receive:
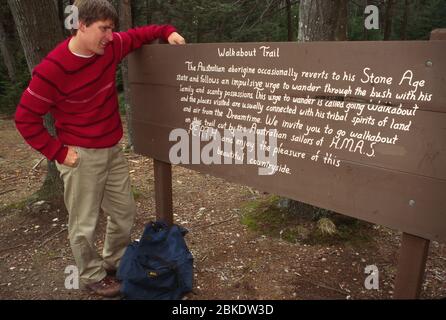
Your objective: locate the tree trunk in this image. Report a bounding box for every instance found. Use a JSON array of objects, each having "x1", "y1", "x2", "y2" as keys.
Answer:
[
  {"x1": 8, "y1": 0, "x2": 65, "y2": 200},
  {"x1": 383, "y1": 0, "x2": 394, "y2": 40},
  {"x1": 298, "y1": 0, "x2": 344, "y2": 42},
  {"x1": 400, "y1": 0, "x2": 409, "y2": 40},
  {"x1": 196, "y1": 17, "x2": 202, "y2": 43},
  {"x1": 286, "y1": 0, "x2": 293, "y2": 41},
  {"x1": 163, "y1": 0, "x2": 173, "y2": 24},
  {"x1": 363, "y1": 0, "x2": 369, "y2": 40},
  {"x1": 55, "y1": 0, "x2": 70, "y2": 36},
  {"x1": 288, "y1": 0, "x2": 347, "y2": 218},
  {"x1": 0, "y1": 19, "x2": 16, "y2": 82},
  {"x1": 119, "y1": 0, "x2": 134, "y2": 149},
  {"x1": 335, "y1": 0, "x2": 348, "y2": 41},
  {"x1": 58, "y1": 0, "x2": 64, "y2": 31},
  {"x1": 146, "y1": 0, "x2": 152, "y2": 24},
  {"x1": 130, "y1": 0, "x2": 138, "y2": 27}
]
